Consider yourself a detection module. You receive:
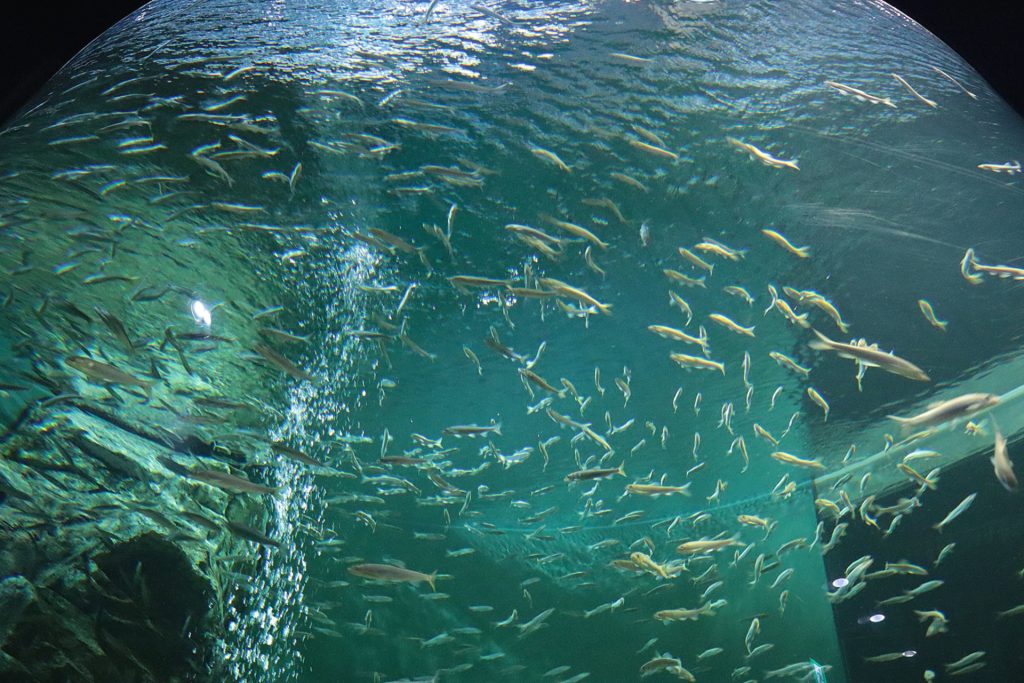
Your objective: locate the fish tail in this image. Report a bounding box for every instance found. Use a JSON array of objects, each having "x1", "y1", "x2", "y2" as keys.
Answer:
[
  {"x1": 427, "y1": 571, "x2": 437, "y2": 592},
  {"x1": 797, "y1": 246, "x2": 811, "y2": 258},
  {"x1": 617, "y1": 463, "x2": 627, "y2": 478}
]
